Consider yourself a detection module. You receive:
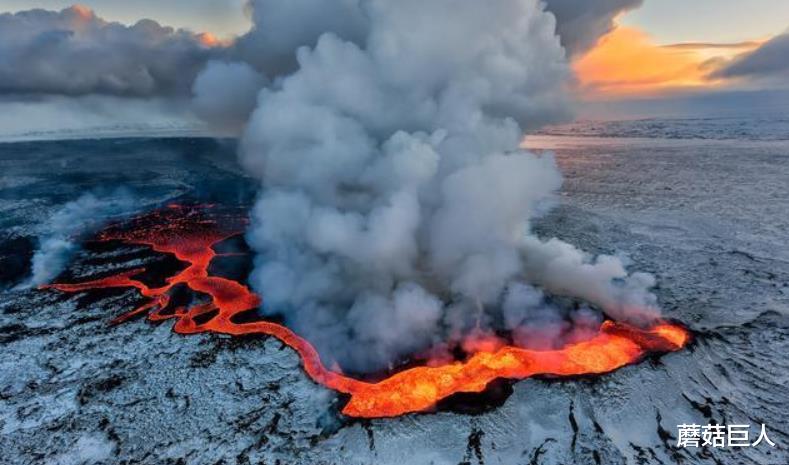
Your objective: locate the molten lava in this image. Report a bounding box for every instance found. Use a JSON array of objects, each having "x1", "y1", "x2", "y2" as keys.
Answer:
[{"x1": 45, "y1": 205, "x2": 691, "y2": 418}]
